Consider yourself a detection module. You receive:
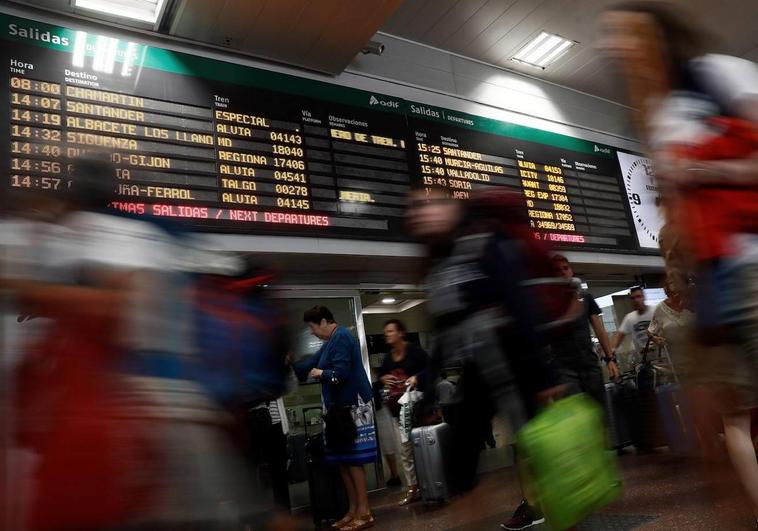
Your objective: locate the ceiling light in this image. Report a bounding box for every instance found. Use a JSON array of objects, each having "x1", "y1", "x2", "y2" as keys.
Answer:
[
  {"x1": 512, "y1": 32, "x2": 575, "y2": 69},
  {"x1": 73, "y1": 0, "x2": 168, "y2": 24},
  {"x1": 381, "y1": 297, "x2": 396, "y2": 304}
]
